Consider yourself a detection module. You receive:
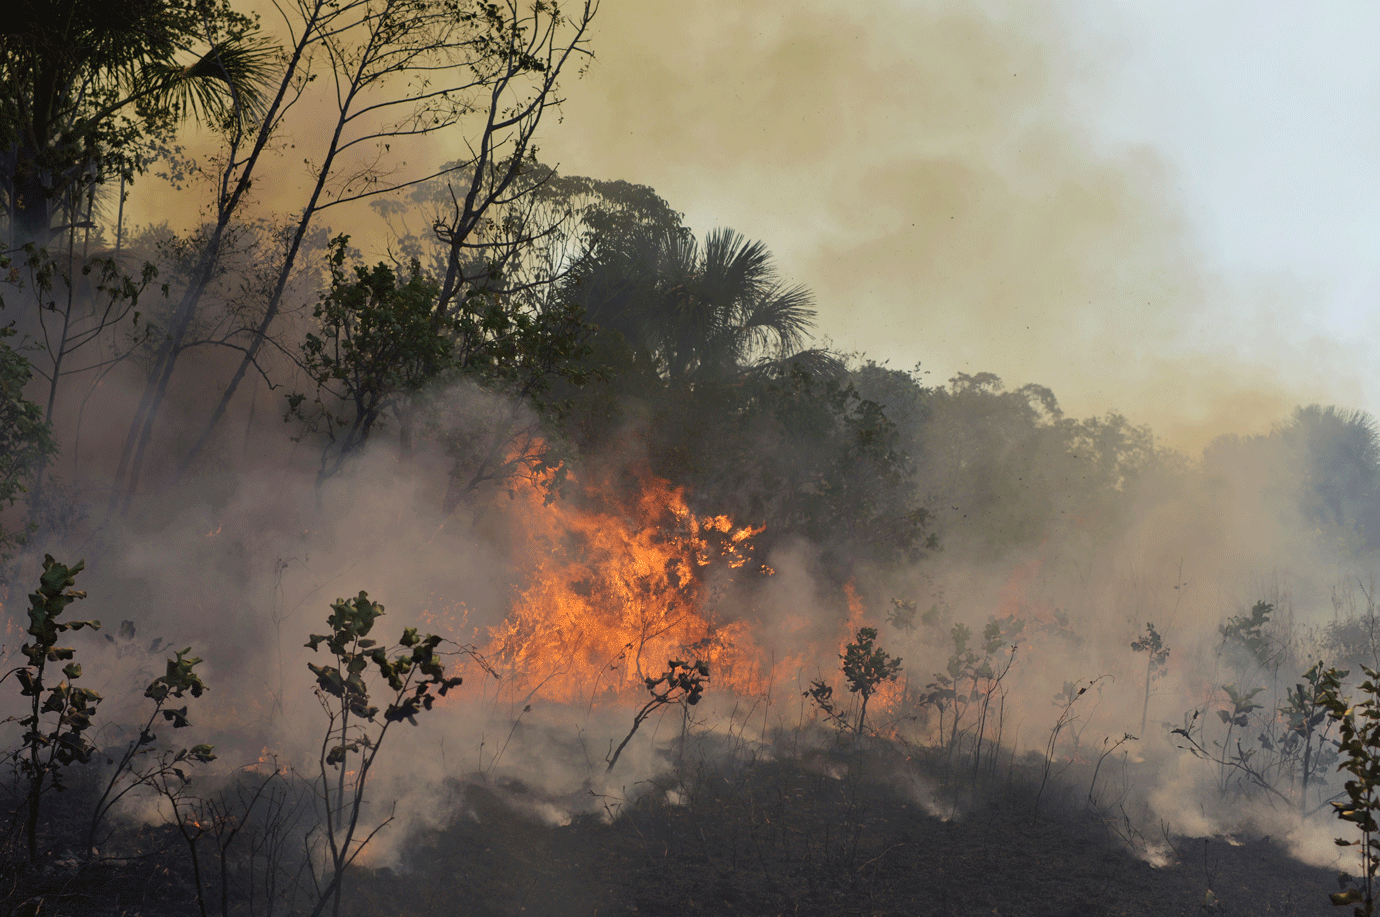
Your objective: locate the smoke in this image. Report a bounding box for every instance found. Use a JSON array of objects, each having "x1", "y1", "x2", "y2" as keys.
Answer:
[
  {"x1": 8, "y1": 369, "x2": 1374, "y2": 880},
  {"x1": 112, "y1": 0, "x2": 1365, "y2": 452},
  {"x1": 12, "y1": 0, "x2": 1380, "y2": 900},
  {"x1": 541, "y1": 0, "x2": 1359, "y2": 452}
]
